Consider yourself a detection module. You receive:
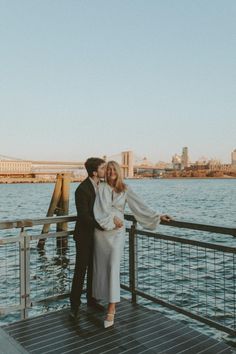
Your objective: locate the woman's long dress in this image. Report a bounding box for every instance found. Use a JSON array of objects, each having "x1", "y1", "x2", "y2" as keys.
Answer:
[{"x1": 92, "y1": 182, "x2": 161, "y2": 303}]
